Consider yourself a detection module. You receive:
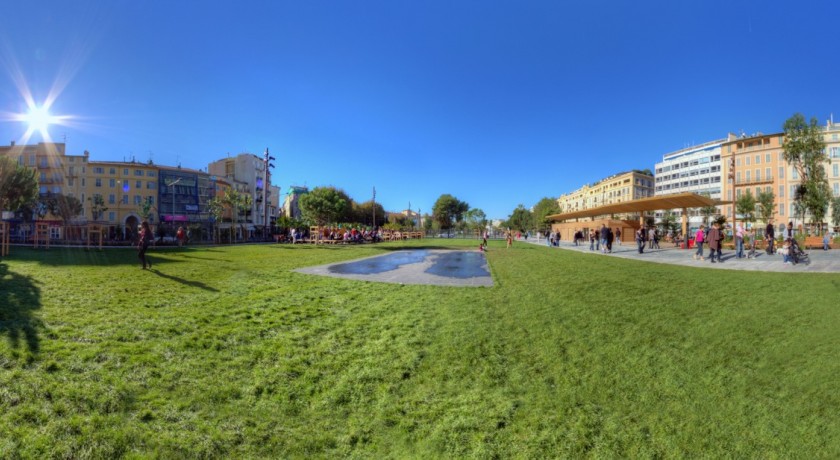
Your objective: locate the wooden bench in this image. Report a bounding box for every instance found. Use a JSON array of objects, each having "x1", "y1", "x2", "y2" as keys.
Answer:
[{"x1": 804, "y1": 236, "x2": 835, "y2": 250}]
